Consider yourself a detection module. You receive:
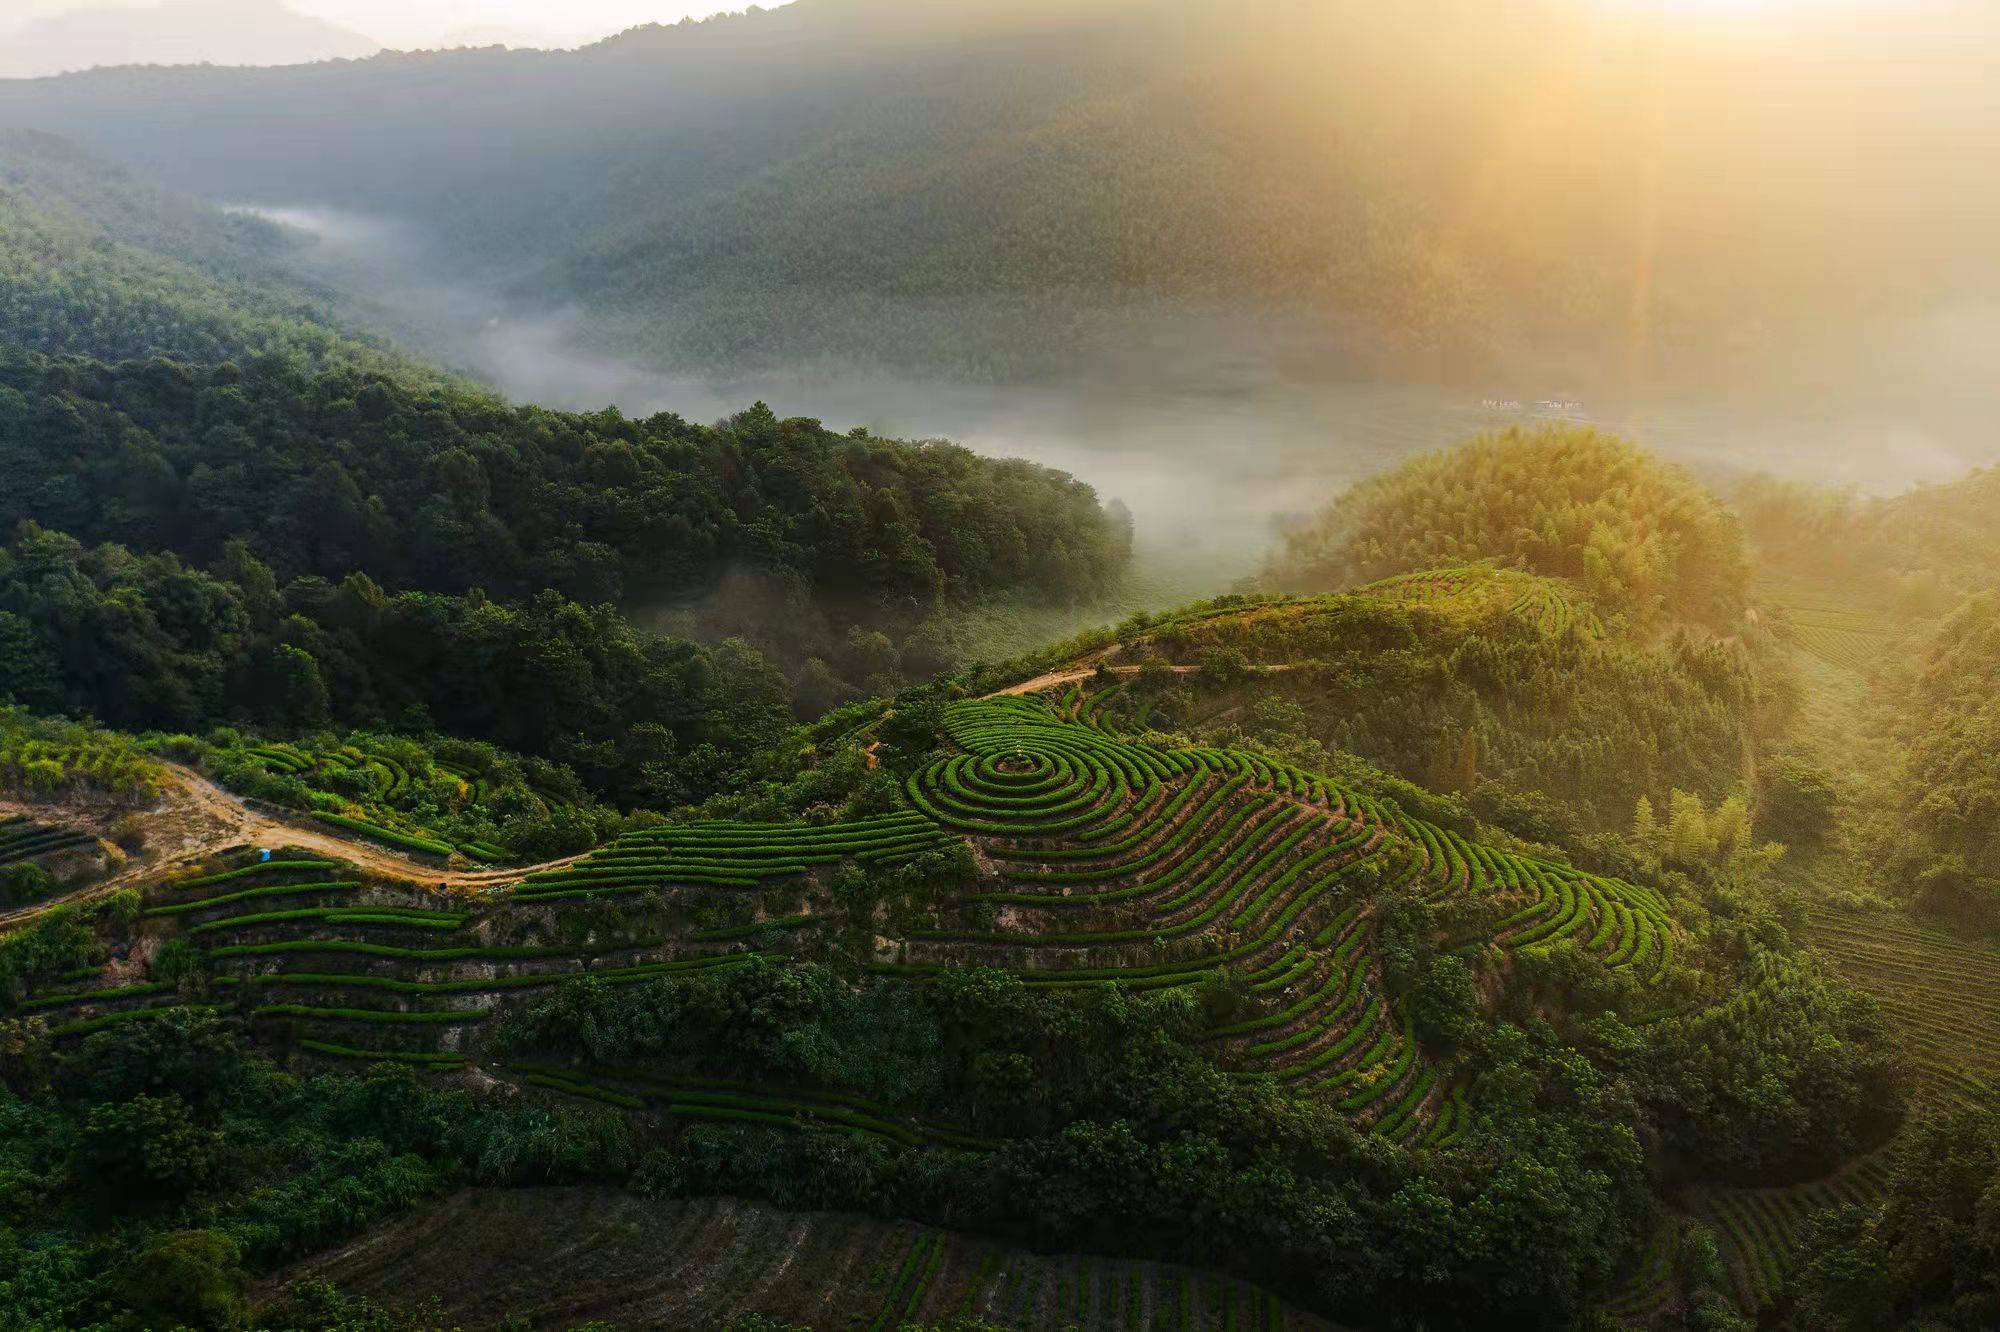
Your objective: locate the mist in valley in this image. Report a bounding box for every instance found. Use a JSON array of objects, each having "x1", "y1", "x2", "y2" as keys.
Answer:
[{"x1": 244, "y1": 197, "x2": 2000, "y2": 640}]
